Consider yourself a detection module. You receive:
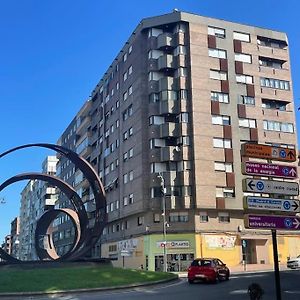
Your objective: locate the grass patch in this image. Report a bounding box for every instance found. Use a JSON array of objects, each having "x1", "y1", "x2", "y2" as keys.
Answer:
[{"x1": 0, "y1": 265, "x2": 176, "y2": 293}]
